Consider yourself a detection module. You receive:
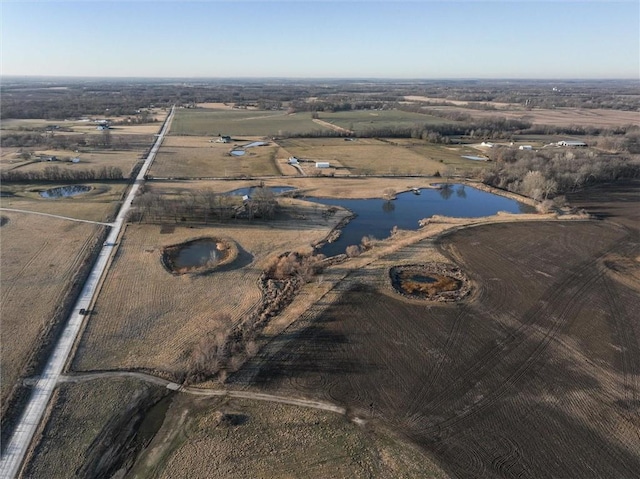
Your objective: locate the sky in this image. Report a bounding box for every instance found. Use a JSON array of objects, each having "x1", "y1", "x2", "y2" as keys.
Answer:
[{"x1": 1, "y1": 1, "x2": 639, "y2": 79}]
